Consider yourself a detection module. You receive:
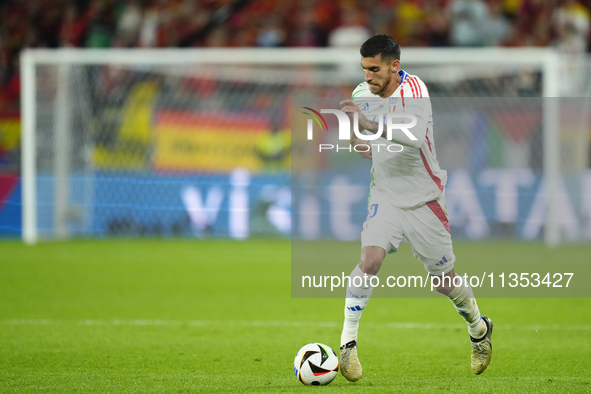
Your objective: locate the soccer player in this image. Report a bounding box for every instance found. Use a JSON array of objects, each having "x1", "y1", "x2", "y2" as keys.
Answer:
[{"x1": 338, "y1": 34, "x2": 493, "y2": 381}]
